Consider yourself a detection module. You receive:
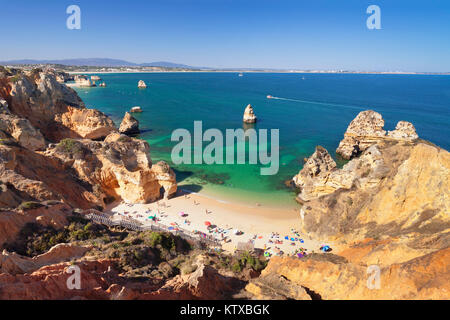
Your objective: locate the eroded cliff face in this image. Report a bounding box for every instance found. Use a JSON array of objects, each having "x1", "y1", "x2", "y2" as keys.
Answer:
[
  {"x1": 0, "y1": 256, "x2": 245, "y2": 300},
  {"x1": 247, "y1": 248, "x2": 449, "y2": 300},
  {"x1": 2, "y1": 69, "x2": 116, "y2": 141},
  {"x1": 45, "y1": 133, "x2": 177, "y2": 204},
  {"x1": 0, "y1": 202, "x2": 71, "y2": 248},
  {"x1": 250, "y1": 111, "x2": 449, "y2": 300},
  {"x1": 0, "y1": 69, "x2": 177, "y2": 209},
  {"x1": 336, "y1": 110, "x2": 419, "y2": 159},
  {"x1": 299, "y1": 141, "x2": 449, "y2": 245},
  {"x1": 0, "y1": 142, "x2": 103, "y2": 209}
]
